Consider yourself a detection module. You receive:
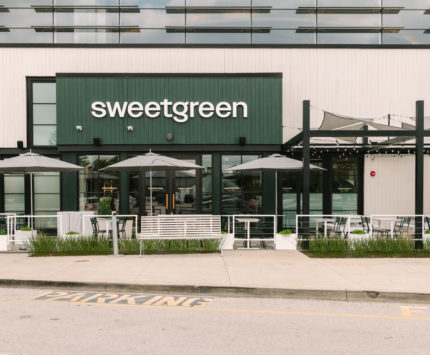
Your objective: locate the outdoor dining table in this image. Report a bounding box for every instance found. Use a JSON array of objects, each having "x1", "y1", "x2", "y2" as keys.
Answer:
[
  {"x1": 372, "y1": 217, "x2": 397, "y2": 239},
  {"x1": 314, "y1": 217, "x2": 334, "y2": 238},
  {"x1": 236, "y1": 217, "x2": 260, "y2": 249}
]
